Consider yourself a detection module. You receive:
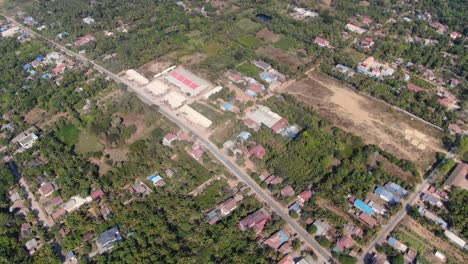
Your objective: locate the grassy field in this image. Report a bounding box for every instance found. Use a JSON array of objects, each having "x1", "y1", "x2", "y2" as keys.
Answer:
[
  {"x1": 393, "y1": 228, "x2": 428, "y2": 253},
  {"x1": 56, "y1": 124, "x2": 80, "y2": 146},
  {"x1": 235, "y1": 18, "x2": 261, "y2": 32},
  {"x1": 236, "y1": 62, "x2": 261, "y2": 76},
  {"x1": 273, "y1": 36, "x2": 301, "y2": 51},
  {"x1": 237, "y1": 35, "x2": 261, "y2": 48},
  {"x1": 75, "y1": 129, "x2": 104, "y2": 154},
  {"x1": 190, "y1": 102, "x2": 232, "y2": 127}
]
